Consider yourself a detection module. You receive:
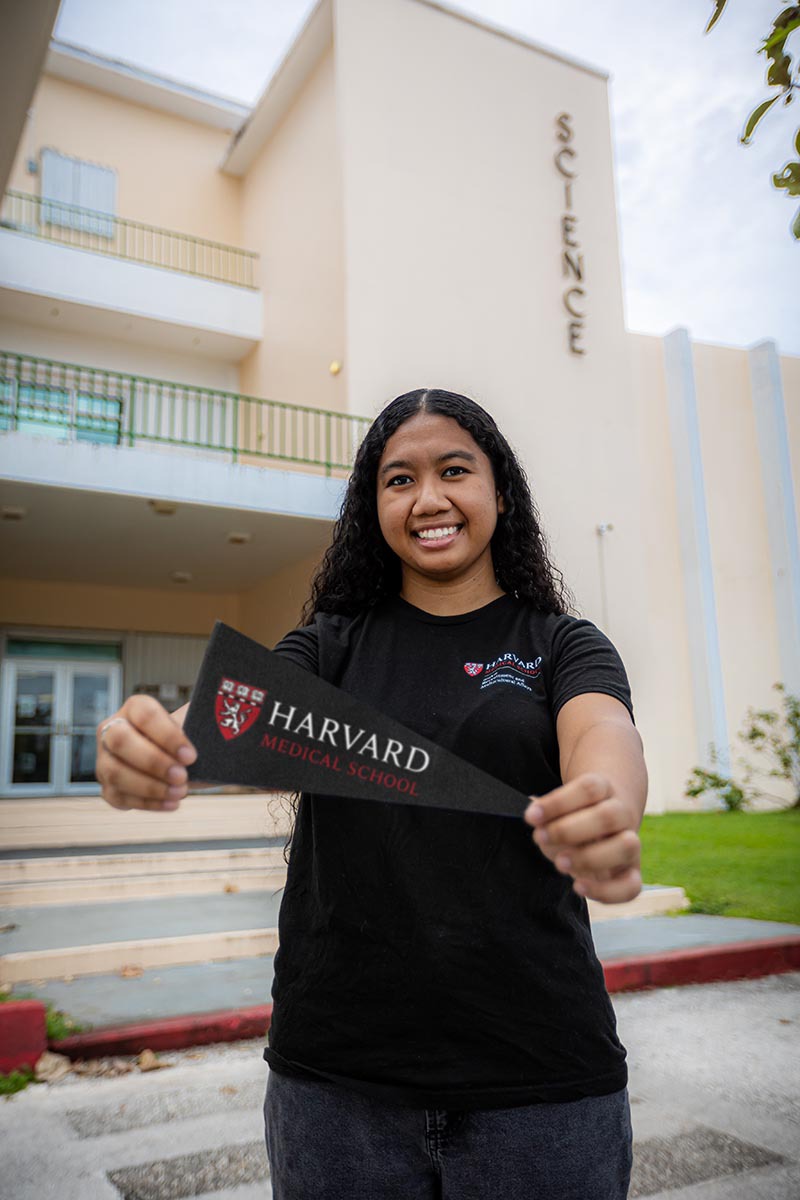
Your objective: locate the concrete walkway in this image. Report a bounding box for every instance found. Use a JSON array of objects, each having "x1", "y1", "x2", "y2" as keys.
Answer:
[
  {"x1": 5, "y1": 904, "x2": 799, "y2": 1030},
  {"x1": 3, "y1": 836, "x2": 798, "y2": 1054}
]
